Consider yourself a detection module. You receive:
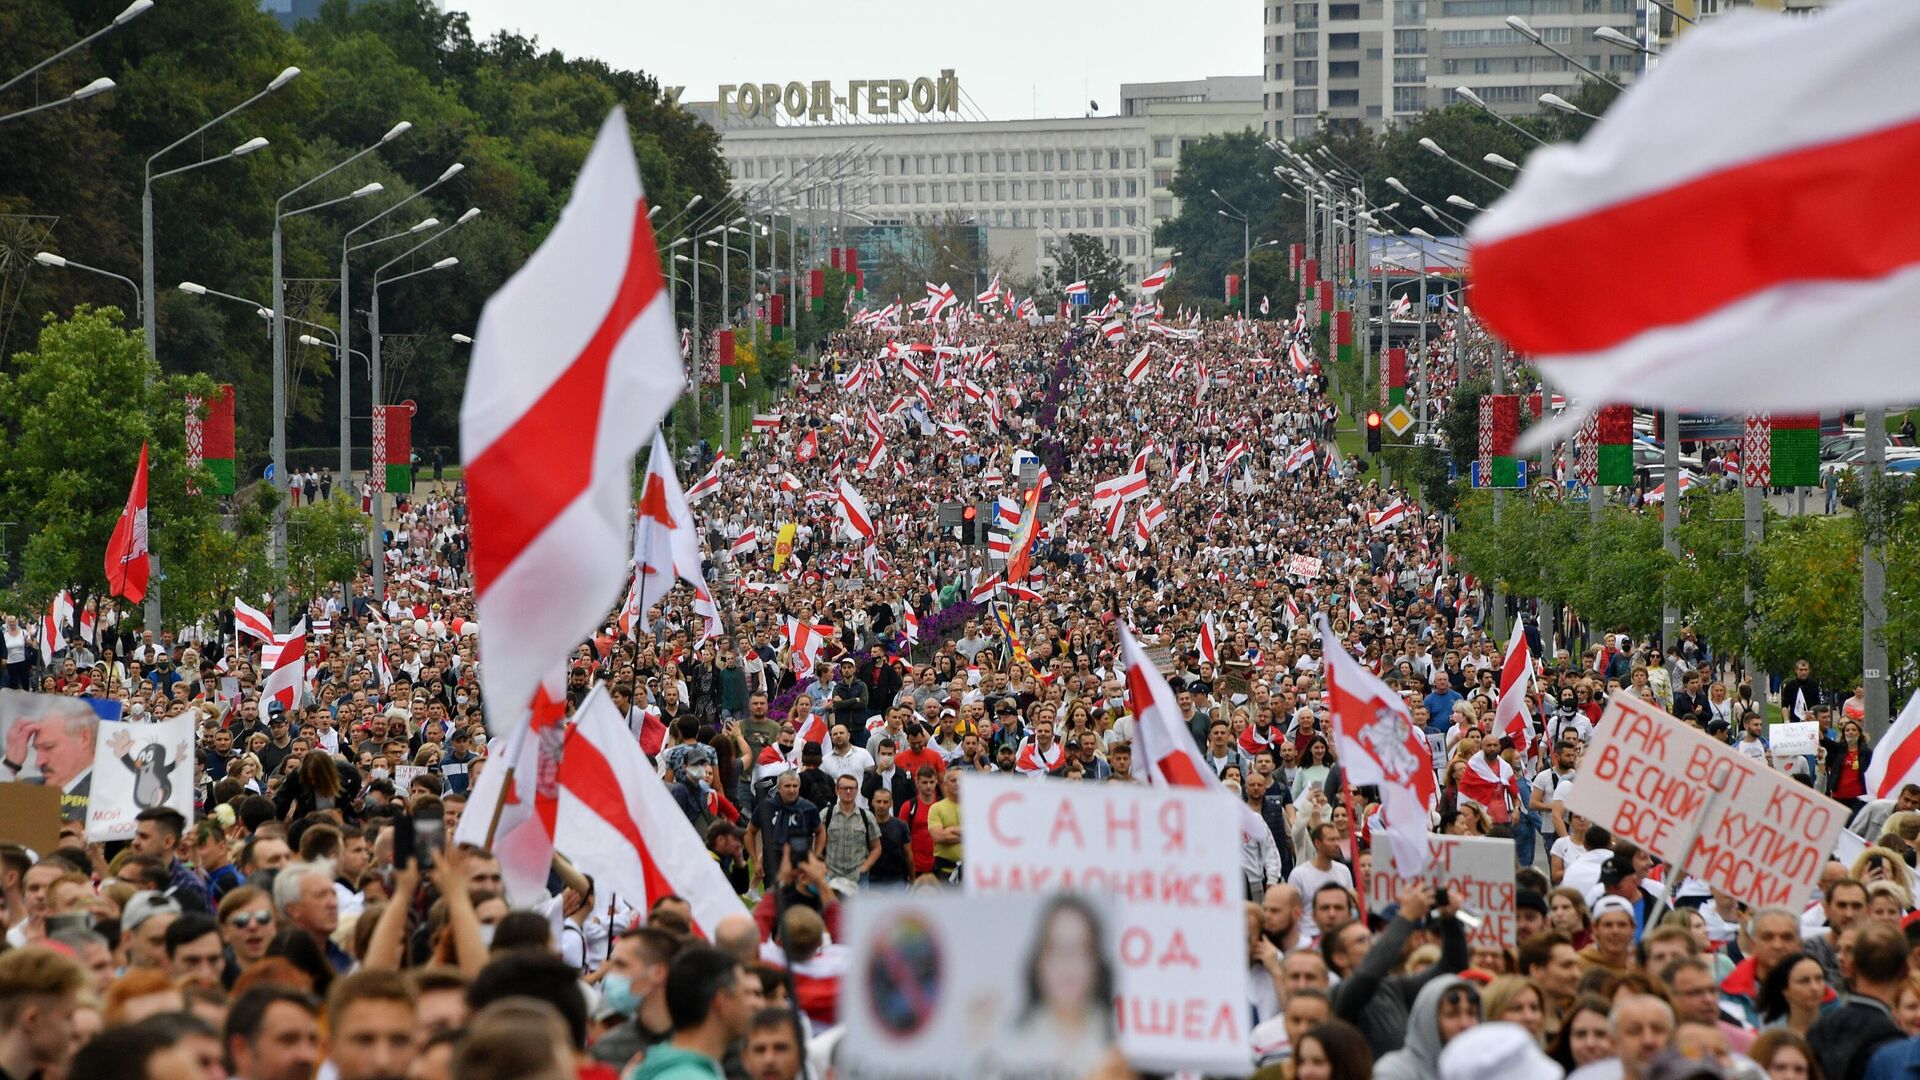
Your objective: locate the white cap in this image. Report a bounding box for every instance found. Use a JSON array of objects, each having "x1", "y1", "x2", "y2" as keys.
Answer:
[{"x1": 1439, "y1": 1022, "x2": 1564, "y2": 1080}]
